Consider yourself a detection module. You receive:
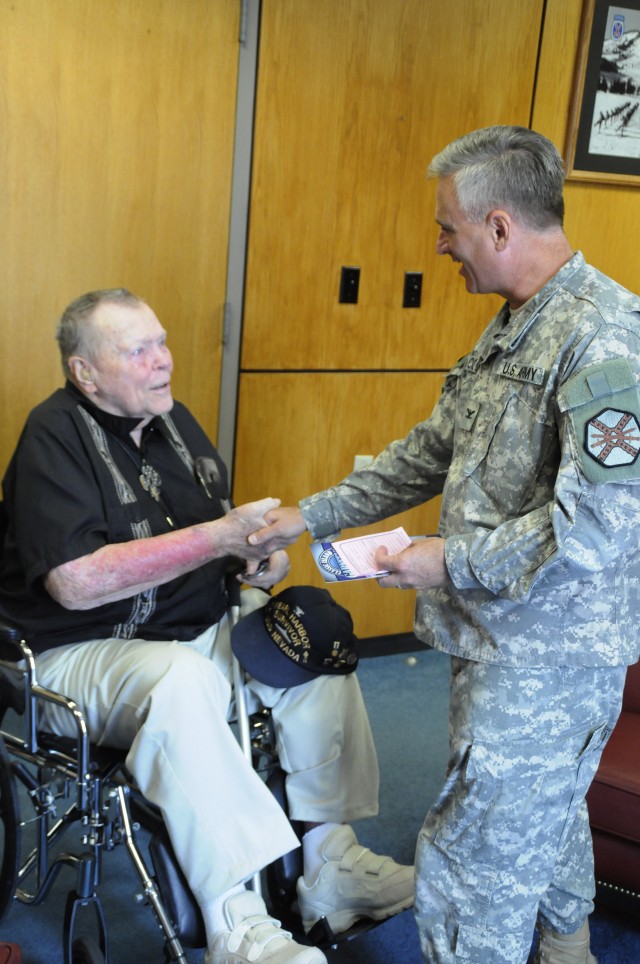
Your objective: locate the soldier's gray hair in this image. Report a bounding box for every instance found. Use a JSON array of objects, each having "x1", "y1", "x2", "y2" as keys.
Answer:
[
  {"x1": 56, "y1": 288, "x2": 144, "y2": 378},
  {"x1": 428, "y1": 126, "x2": 565, "y2": 229}
]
